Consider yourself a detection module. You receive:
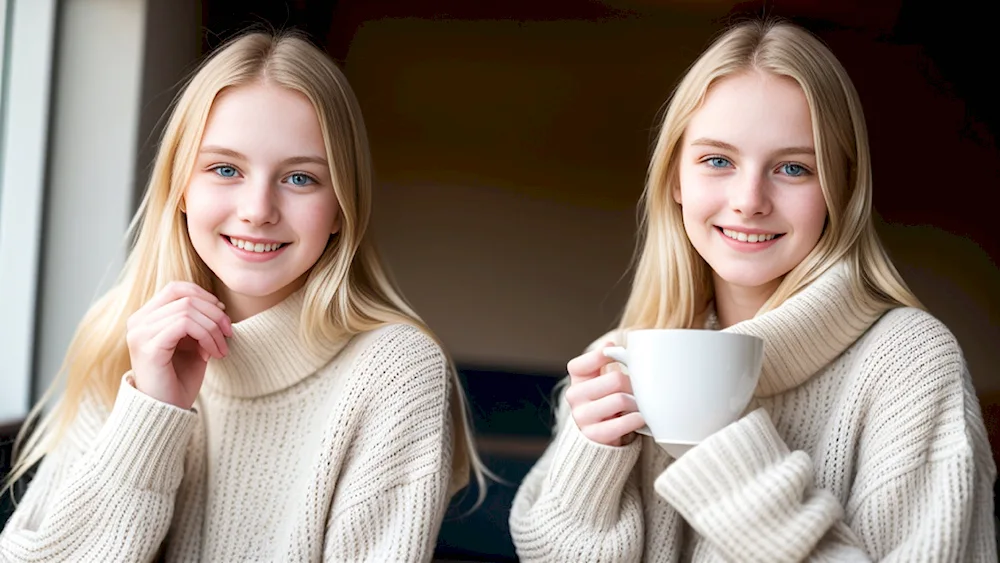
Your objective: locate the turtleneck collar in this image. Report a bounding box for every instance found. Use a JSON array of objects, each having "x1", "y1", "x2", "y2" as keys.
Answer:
[
  {"x1": 721, "y1": 262, "x2": 891, "y2": 397},
  {"x1": 202, "y1": 289, "x2": 350, "y2": 399}
]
